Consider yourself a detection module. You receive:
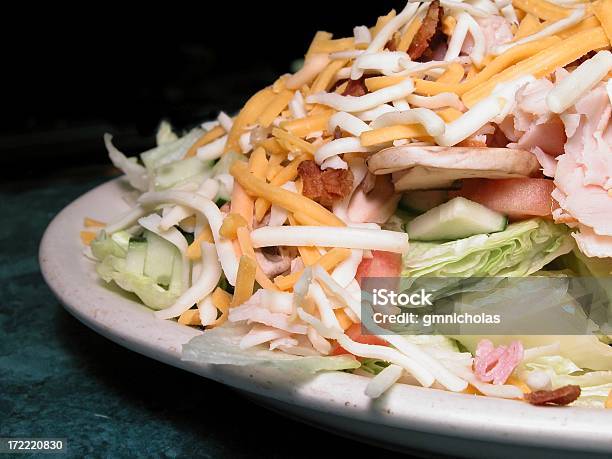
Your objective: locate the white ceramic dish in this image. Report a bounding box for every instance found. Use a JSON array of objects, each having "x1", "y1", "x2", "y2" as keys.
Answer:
[{"x1": 40, "y1": 178, "x2": 612, "y2": 458}]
